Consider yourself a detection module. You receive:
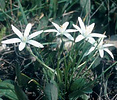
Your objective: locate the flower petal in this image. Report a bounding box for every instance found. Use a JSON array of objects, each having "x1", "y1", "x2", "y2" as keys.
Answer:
[
  {"x1": 87, "y1": 37, "x2": 96, "y2": 44},
  {"x1": 27, "y1": 40, "x2": 44, "y2": 48},
  {"x1": 52, "y1": 22, "x2": 60, "y2": 31},
  {"x1": 64, "y1": 33, "x2": 74, "y2": 41},
  {"x1": 66, "y1": 29, "x2": 78, "y2": 32},
  {"x1": 75, "y1": 35, "x2": 85, "y2": 42},
  {"x1": 1, "y1": 38, "x2": 21, "y2": 44},
  {"x1": 85, "y1": 46, "x2": 95, "y2": 56},
  {"x1": 24, "y1": 23, "x2": 32, "y2": 37},
  {"x1": 98, "y1": 38, "x2": 104, "y2": 46},
  {"x1": 56, "y1": 32, "x2": 61, "y2": 36},
  {"x1": 73, "y1": 24, "x2": 82, "y2": 33},
  {"x1": 61, "y1": 22, "x2": 69, "y2": 32},
  {"x1": 78, "y1": 17, "x2": 85, "y2": 33},
  {"x1": 19, "y1": 42, "x2": 26, "y2": 51},
  {"x1": 11, "y1": 25, "x2": 23, "y2": 38},
  {"x1": 28, "y1": 30, "x2": 43, "y2": 39},
  {"x1": 86, "y1": 23, "x2": 95, "y2": 34},
  {"x1": 44, "y1": 29, "x2": 58, "y2": 33},
  {"x1": 90, "y1": 33, "x2": 107, "y2": 38},
  {"x1": 99, "y1": 49, "x2": 104, "y2": 58},
  {"x1": 104, "y1": 48, "x2": 114, "y2": 59},
  {"x1": 103, "y1": 44, "x2": 114, "y2": 48}
]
